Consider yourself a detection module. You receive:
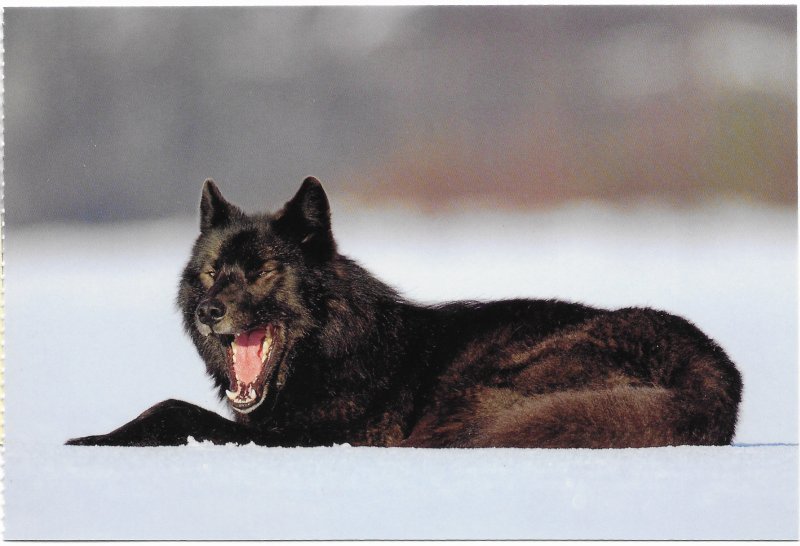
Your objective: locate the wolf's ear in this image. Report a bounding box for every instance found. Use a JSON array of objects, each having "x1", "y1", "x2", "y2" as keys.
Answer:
[
  {"x1": 200, "y1": 179, "x2": 241, "y2": 233},
  {"x1": 274, "y1": 177, "x2": 336, "y2": 261}
]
